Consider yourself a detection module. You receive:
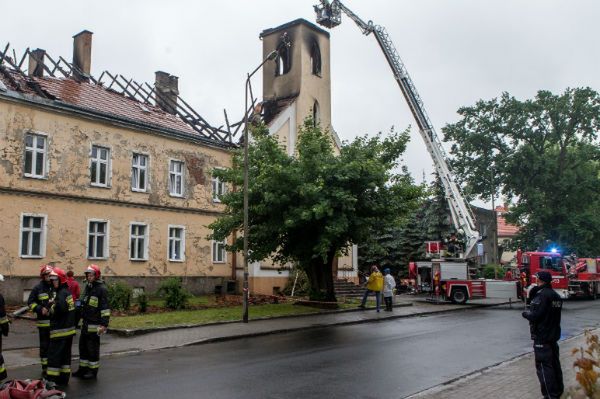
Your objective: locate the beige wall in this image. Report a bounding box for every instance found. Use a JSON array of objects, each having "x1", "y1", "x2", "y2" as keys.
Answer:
[{"x1": 0, "y1": 98, "x2": 234, "y2": 278}]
